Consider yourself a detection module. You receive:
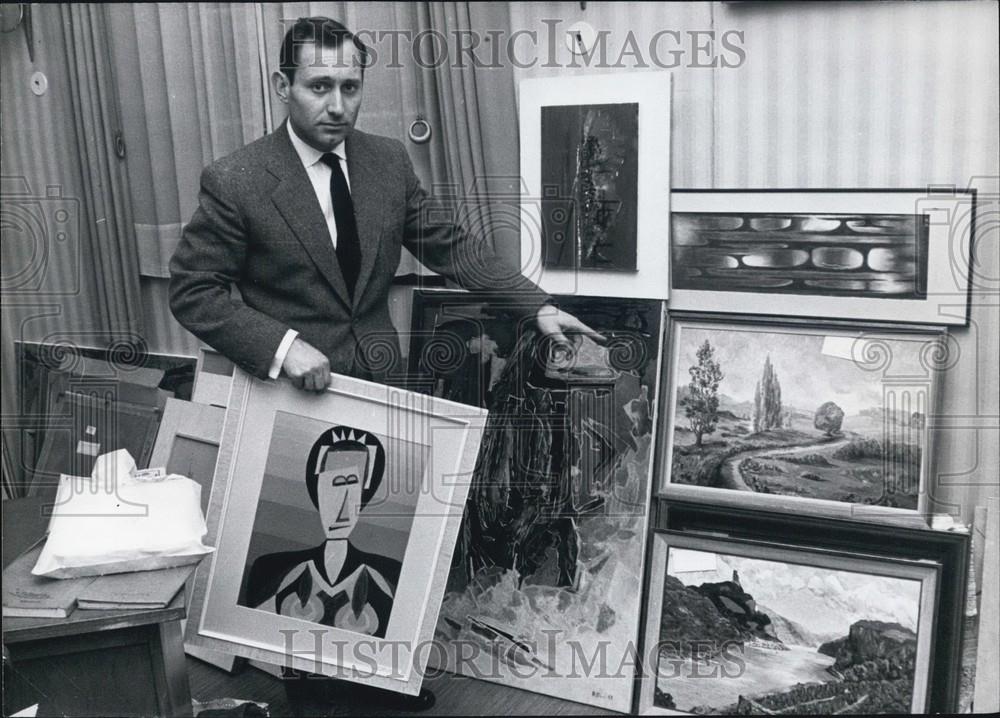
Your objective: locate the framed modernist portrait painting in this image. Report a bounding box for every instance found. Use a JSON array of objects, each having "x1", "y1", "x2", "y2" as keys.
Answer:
[
  {"x1": 519, "y1": 71, "x2": 671, "y2": 299},
  {"x1": 185, "y1": 370, "x2": 487, "y2": 695},
  {"x1": 660, "y1": 313, "x2": 952, "y2": 522},
  {"x1": 637, "y1": 532, "x2": 940, "y2": 715},
  {"x1": 408, "y1": 289, "x2": 666, "y2": 712},
  {"x1": 670, "y1": 189, "x2": 977, "y2": 325}
]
